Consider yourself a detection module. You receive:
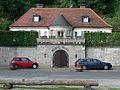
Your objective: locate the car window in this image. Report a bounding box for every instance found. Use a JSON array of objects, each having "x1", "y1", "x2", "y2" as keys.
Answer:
[
  {"x1": 87, "y1": 59, "x2": 91, "y2": 62},
  {"x1": 14, "y1": 58, "x2": 21, "y2": 61},
  {"x1": 93, "y1": 59, "x2": 97, "y2": 63},
  {"x1": 21, "y1": 58, "x2": 29, "y2": 62},
  {"x1": 80, "y1": 59, "x2": 87, "y2": 62},
  {"x1": 93, "y1": 59, "x2": 101, "y2": 63},
  {"x1": 80, "y1": 59, "x2": 84, "y2": 62}
]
